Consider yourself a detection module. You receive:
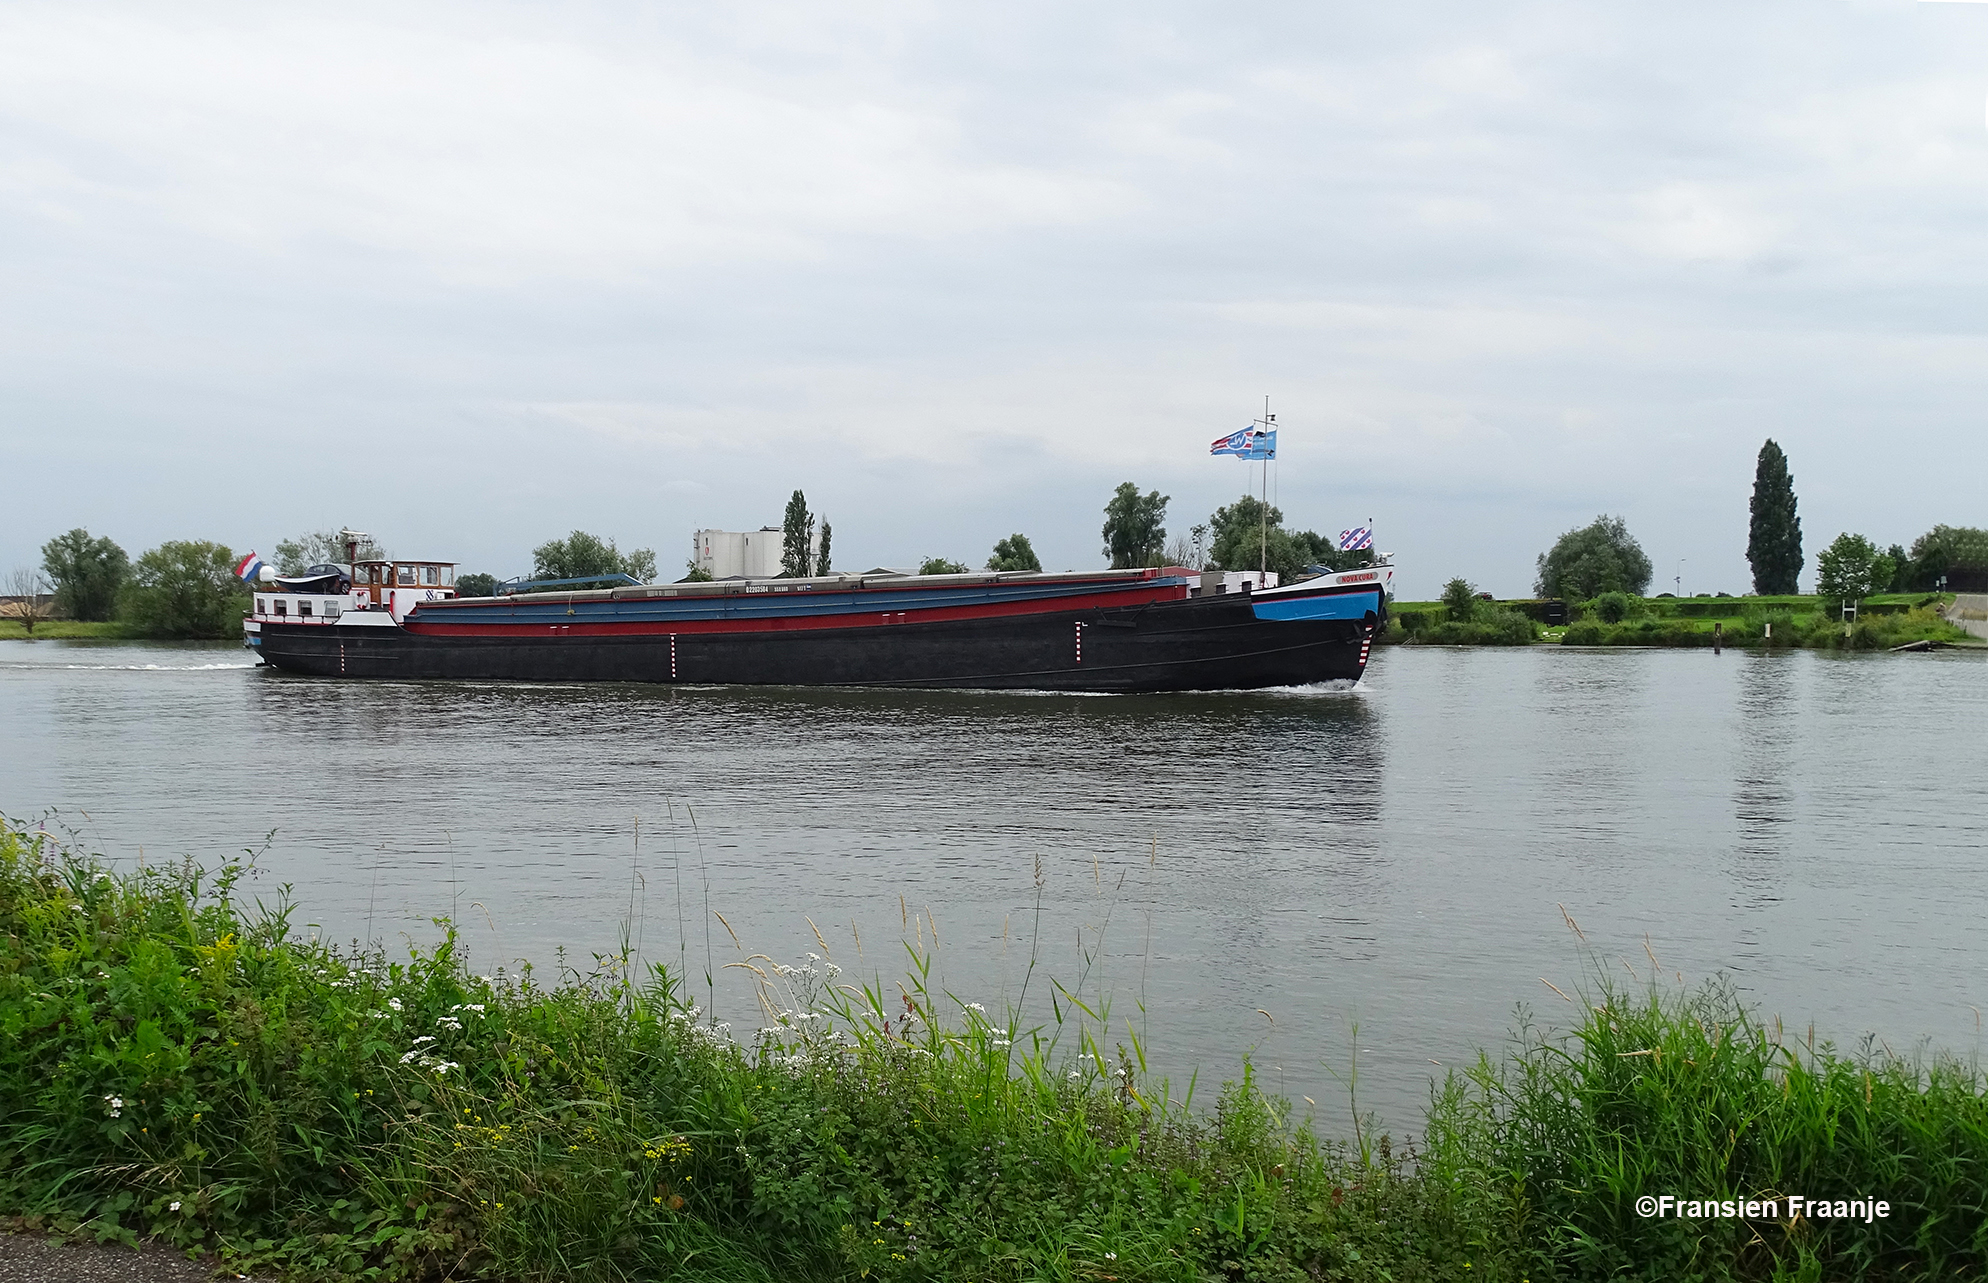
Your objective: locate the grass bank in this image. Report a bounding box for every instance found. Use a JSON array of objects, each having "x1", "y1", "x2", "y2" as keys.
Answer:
[
  {"x1": 4, "y1": 817, "x2": 1985, "y2": 1281},
  {"x1": 1385, "y1": 594, "x2": 1975, "y2": 651},
  {"x1": 0, "y1": 620, "x2": 143, "y2": 641}
]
